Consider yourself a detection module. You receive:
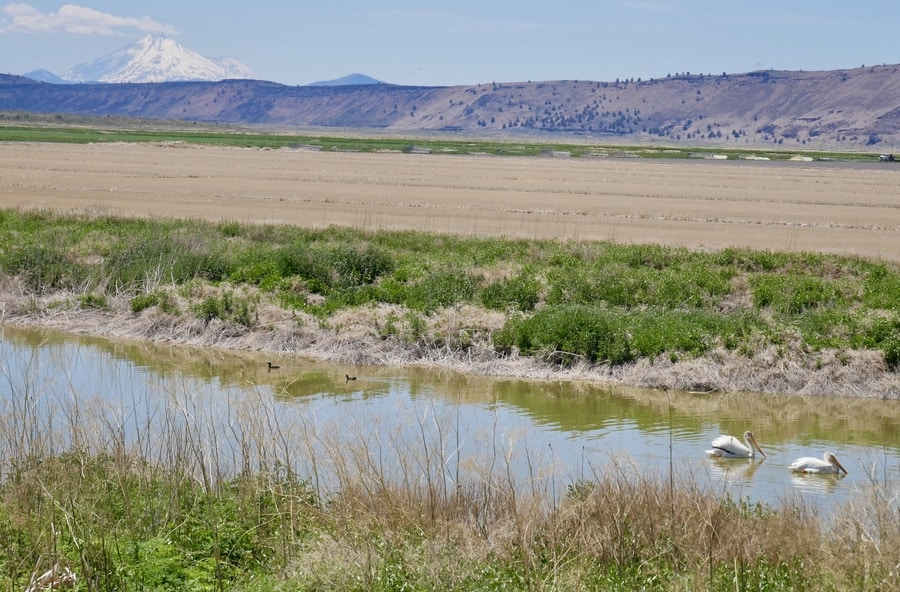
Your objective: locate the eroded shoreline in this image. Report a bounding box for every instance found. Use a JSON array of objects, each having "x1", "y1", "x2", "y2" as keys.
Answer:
[{"x1": 2, "y1": 289, "x2": 897, "y2": 399}]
